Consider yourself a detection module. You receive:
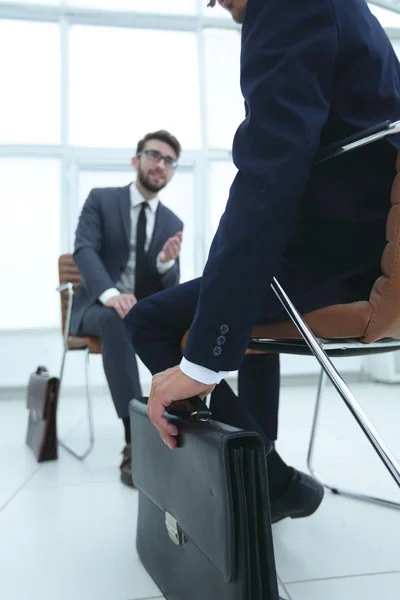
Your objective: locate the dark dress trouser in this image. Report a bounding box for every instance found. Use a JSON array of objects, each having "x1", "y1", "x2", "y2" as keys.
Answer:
[
  {"x1": 78, "y1": 304, "x2": 143, "y2": 419},
  {"x1": 124, "y1": 278, "x2": 280, "y2": 442}
]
